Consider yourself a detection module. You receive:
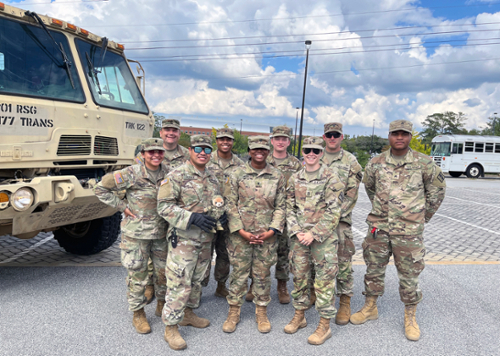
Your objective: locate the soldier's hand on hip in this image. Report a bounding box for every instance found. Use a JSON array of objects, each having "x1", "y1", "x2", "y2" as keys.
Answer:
[
  {"x1": 124, "y1": 207, "x2": 137, "y2": 219},
  {"x1": 189, "y1": 213, "x2": 217, "y2": 233},
  {"x1": 297, "y1": 232, "x2": 314, "y2": 246}
]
